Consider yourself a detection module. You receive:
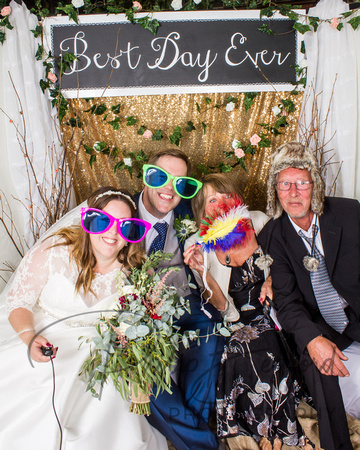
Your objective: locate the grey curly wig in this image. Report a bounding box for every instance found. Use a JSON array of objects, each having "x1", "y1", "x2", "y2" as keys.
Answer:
[{"x1": 266, "y1": 141, "x2": 325, "y2": 219}]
